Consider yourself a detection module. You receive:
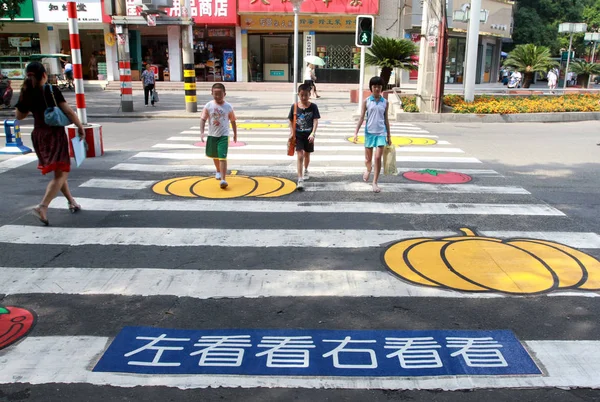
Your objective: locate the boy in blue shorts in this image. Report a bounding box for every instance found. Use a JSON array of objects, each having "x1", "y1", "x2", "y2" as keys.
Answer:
[
  {"x1": 200, "y1": 83, "x2": 237, "y2": 189},
  {"x1": 288, "y1": 83, "x2": 320, "y2": 191},
  {"x1": 353, "y1": 76, "x2": 391, "y2": 193}
]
